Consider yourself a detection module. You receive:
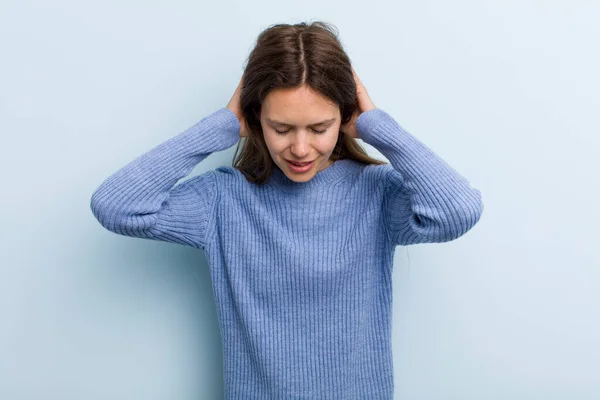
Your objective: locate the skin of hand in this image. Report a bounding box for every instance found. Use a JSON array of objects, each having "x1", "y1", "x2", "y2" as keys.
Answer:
[
  {"x1": 227, "y1": 76, "x2": 251, "y2": 138},
  {"x1": 340, "y1": 67, "x2": 377, "y2": 139}
]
